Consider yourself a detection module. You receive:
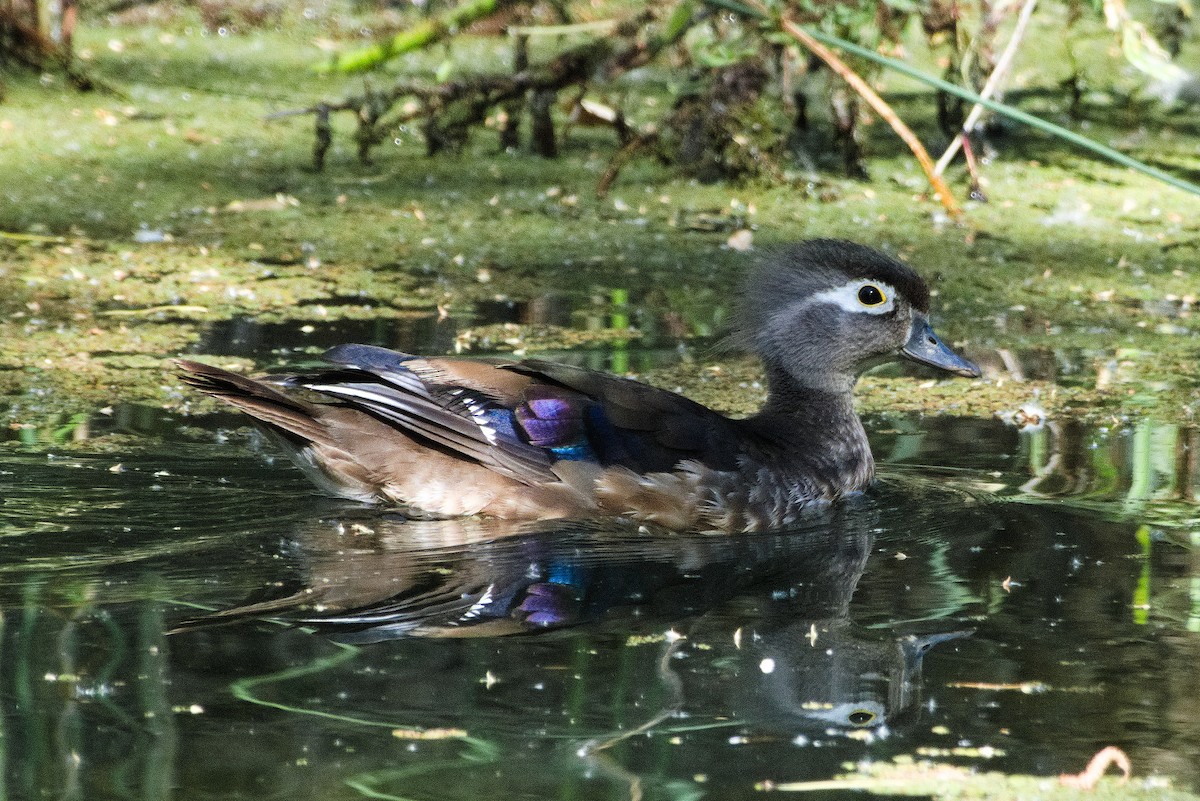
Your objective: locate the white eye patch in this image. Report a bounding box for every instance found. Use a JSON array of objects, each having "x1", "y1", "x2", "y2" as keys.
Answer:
[{"x1": 808, "y1": 280, "x2": 897, "y2": 315}]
